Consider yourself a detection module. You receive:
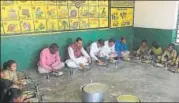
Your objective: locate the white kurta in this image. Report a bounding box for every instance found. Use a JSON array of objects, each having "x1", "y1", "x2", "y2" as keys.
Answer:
[
  {"x1": 65, "y1": 46, "x2": 90, "y2": 68},
  {"x1": 100, "y1": 40, "x2": 116, "y2": 58},
  {"x1": 89, "y1": 42, "x2": 103, "y2": 61}
]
